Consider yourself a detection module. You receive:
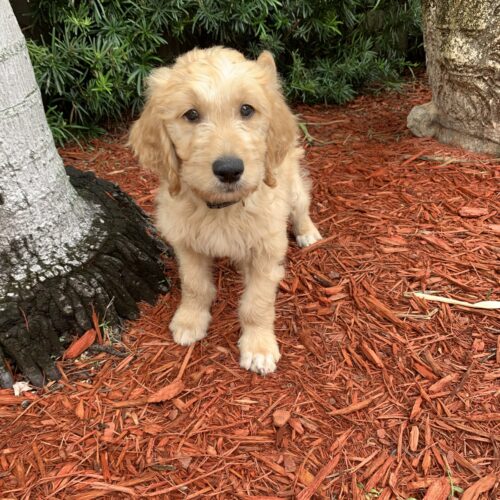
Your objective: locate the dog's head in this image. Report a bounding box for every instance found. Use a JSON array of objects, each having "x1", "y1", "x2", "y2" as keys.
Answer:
[{"x1": 128, "y1": 47, "x2": 297, "y2": 204}]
